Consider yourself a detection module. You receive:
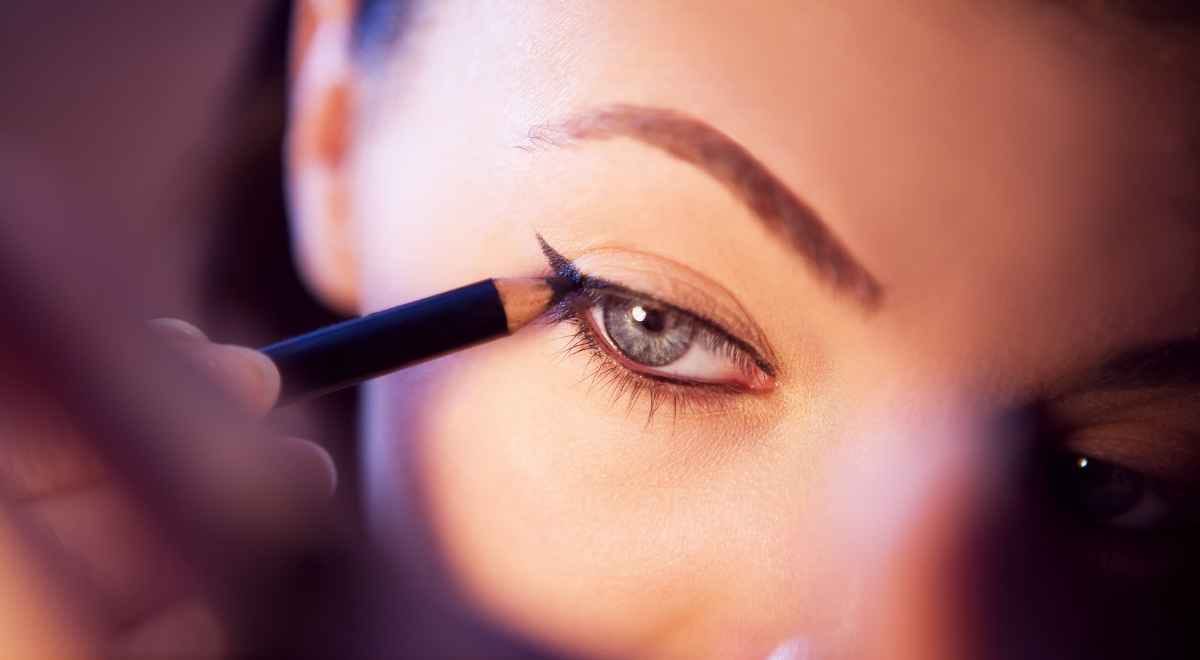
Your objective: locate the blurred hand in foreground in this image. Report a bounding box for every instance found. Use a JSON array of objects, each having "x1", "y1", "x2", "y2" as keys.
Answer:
[{"x1": 0, "y1": 318, "x2": 335, "y2": 658}]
